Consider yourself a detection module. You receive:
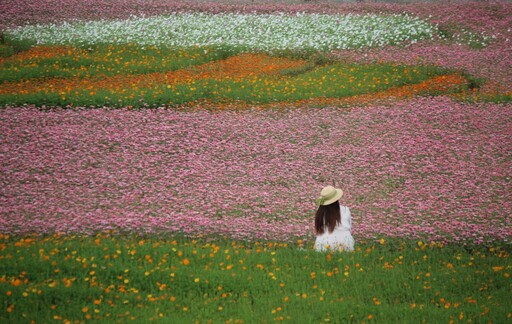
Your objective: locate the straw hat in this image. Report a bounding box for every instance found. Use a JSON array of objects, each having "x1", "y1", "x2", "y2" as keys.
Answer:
[{"x1": 316, "y1": 185, "x2": 343, "y2": 206}]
